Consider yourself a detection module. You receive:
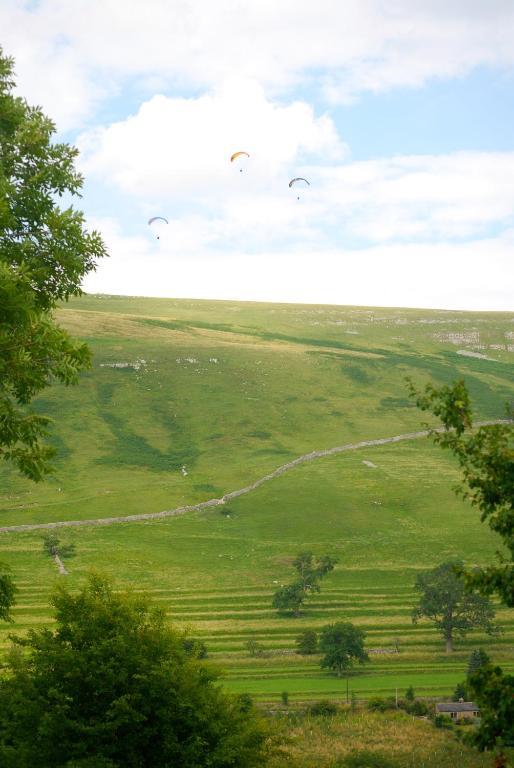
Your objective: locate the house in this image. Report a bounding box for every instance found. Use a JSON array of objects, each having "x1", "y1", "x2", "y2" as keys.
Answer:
[{"x1": 435, "y1": 701, "x2": 480, "y2": 720}]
